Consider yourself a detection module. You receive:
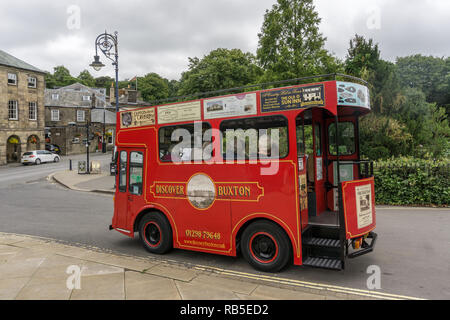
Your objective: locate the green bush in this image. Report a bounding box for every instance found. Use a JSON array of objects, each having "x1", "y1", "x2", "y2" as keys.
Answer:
[{"x1": 374, "y1": 157, "x2": 450, "y2": 206}]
